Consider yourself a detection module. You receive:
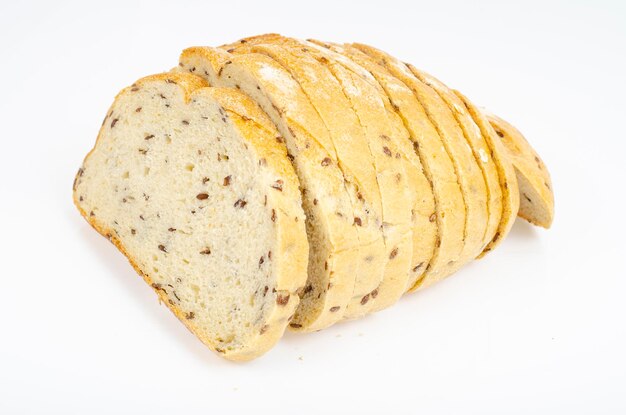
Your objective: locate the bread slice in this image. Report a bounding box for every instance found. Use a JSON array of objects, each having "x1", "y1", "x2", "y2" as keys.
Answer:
[
  {"x1": 306, "y1": 39, "x2": 437, "y2": 300},
  {"x1": 221, "y1": 39, "x2": 390, "y2": 318},
  {"x1": 179, "y1": 47, "x2": 363, "y2": 331},
  {"x1": 485, "y1": 113, "x2": 554, "y2": 228},
  {"x1": 409, "y1": 67, "x2": 503, "y2": 256},
  {"x1": 72, "y1": 72, "x2": 308, "y2": 360},
  {"x1": 453, "y1": 91, "x2": 520, "y2": 255},
  {"x1": 352, "y1": 43, "x2": 468, "y2": 289}
]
